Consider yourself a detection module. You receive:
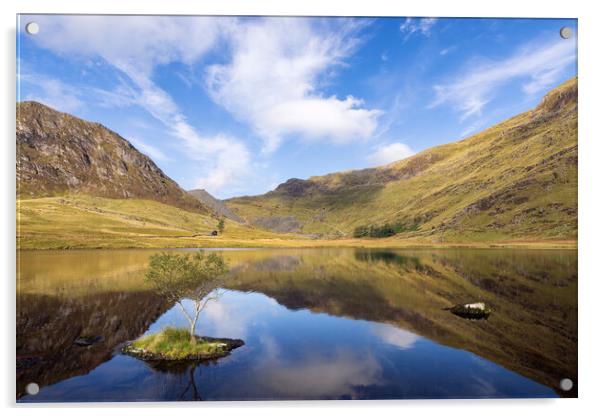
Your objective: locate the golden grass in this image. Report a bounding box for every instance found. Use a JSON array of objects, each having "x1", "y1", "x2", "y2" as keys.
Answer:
[
  {"x1": 17, "y1": 195, "x2": 576, "y2": 250},
  {"x1": 17, "y1": 195, "x2": 305, "y2": 249}
]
